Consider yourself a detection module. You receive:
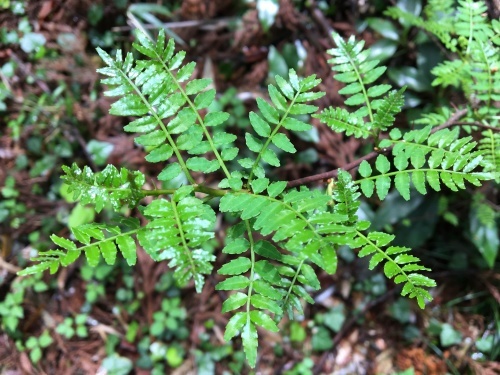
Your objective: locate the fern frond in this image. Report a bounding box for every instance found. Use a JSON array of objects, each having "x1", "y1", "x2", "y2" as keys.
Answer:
[
  {"x1": 478, "y1": 129, "x2": 500, "y2": 180},
  {"x1": 431, "y1": 60, "x2": 471, "y2": 89},
  {"x1": 239, "y1": 69, "x2": 323, "y2": 183},
  {"x1": 219, "y1": 186, "x2": 360, "y2": 274},
  {"x1": 357, "y1": 126, "x2": 492, "y2": 200},
  {"x1": 313, "y1": 107, "x2": 369, "y2": 138},
  {"x1": 61, "y1": 163, "x2": 145, "y2": 213},
  {"x1": 216, "y1": 208, "x2": 327, "y2": 366},
  {"x1": 372, "y1": 87, "x2": 406, "y2": 132},
  {"x1": 132, "y1": 31, "x2": 235, "y2": 179},
  {"x1": 415, "y1": 107, "x2": 454, "y2": 127},
  {"x1": 456, "y1": 0, "x2": 493, "y2": 52},
  {"x1": 18, "y1": 219, "x2": 142, "y2": 276},
  {"x1": 384, "y1": 6, "x2": 457, "y2": 52},
  {"x1": 469, "y1": 40, "x2": 500, "y2": 109},
  {"x1": 355, "y1": 231, "x2": 435, "y2": 309},
  {"x1": 98, "y1": 29, "x2": 235, "y2": 184},
  {"x1": 137, "y1": 186, "x2": 216, "y2": 292},
  {"x1": 315, "y1": 33, "x2": 402, "y2": 138},
  {"x1": 331, "y1": 170, "x2": 435, "y2": 309}
]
